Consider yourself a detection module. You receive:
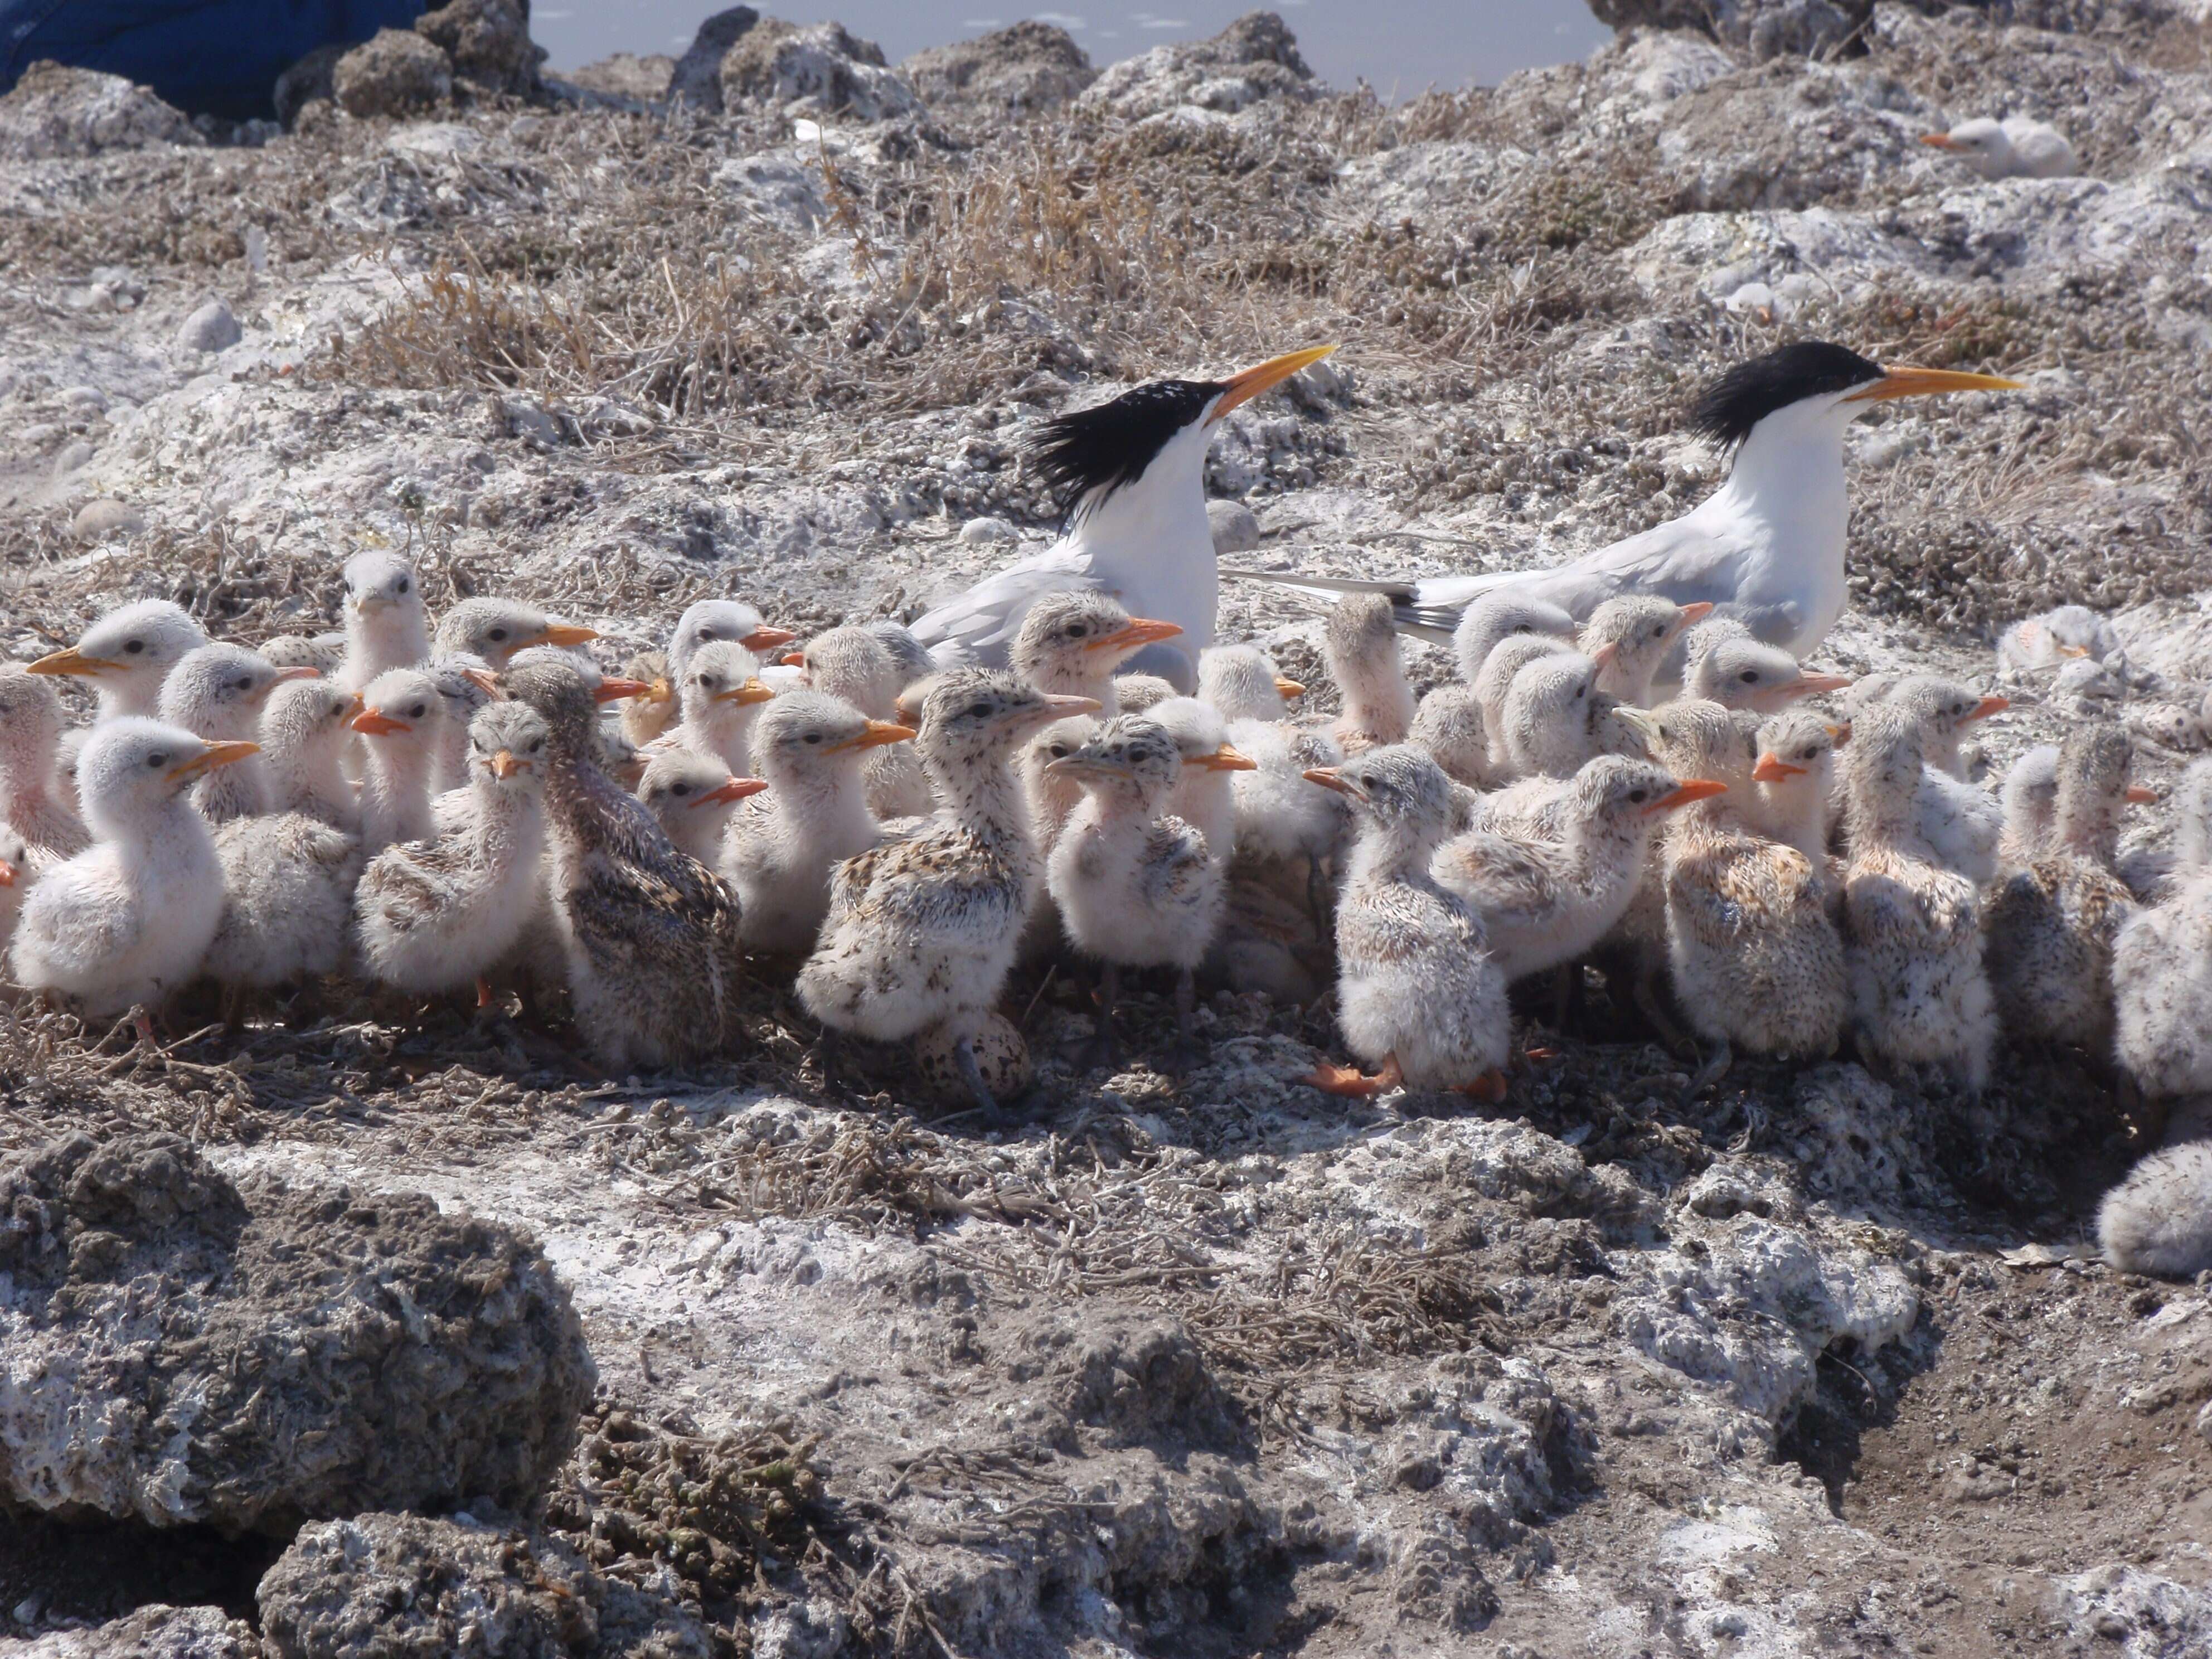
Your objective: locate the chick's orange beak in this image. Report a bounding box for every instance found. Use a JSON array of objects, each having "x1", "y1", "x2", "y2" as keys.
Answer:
[
  {"x1": 1196, "y1": 744, "x2": 1257, "y2": 772},
  {"x1": 271, "y1": 664, "x2": 323, "y2": 684},
  {"x1": 714, "y1": 677, "x2": 777, "y2": 707},
  {"x1": 742, "y1": 627, "x2": 797, "y2": 652},
  {"x1": 780, "y1": 651, "x2": 807, "y2": 668},
  {"x1": 828, "y1": 719, "x2": 918, "y2": 754},
  {"x1": 26, "y1": 647, "x2": 122, "y2": 679},
  {"x1": 2126, "y1": 785, "x2": 2159, "y2": 804},
  {"x1": 1648, "y1": 778, "x2": 1728, "y2": 814},
  {"x1": 699, "y1": 777, "x2": 769, "y2": 806},
  {"x1": 1275, "y1": 676, "x2": 1305, "y2": 700},
  {"x1": 594, "y1": 676, "x2": 652, "y2": 704},
  {"x1": 0, "y1": 860, "x2": 15, "y2": 888},
  {"x1": 1210, "y1": 344, "x2": 1340, "y2": 422},
  {"x1": 489, "y1": 750, "x2": 525, "y2": 779},
  {"x1": 351, "y1": 709, "x2": 409, "y2": 736},
  {"x1": 462, "y1": 668, "x2": 502, "y2": 697},
  {"x1": 1752, "y1": 754, "x2": 1808, "y2": 784},
  {"x1": 171, "y1": 739, "x2": 260, "y2": 780},
  {"x1": 539, "y1": 622, "x2": 600, "y2": 648},
  {"x1": 1090, "y1": 618, "x2": 1184, "y2": 655},
  {"x1": 1677, "y1": 601, "x2": 1716, "y2": 626},
  {"x1": 1844, "y1": 363, "x2": 2025, "y2": 401},
  {"x1": 1967, "y1": 695, "x2": 2010, "y2": 722},
  {"x1": 1919, "y1": 132, "x2": 1959, "y2": 150},
  {"x1": 1787, "y1": 673, "x2": 1855, "y2": 698},
  {"x1": 1304, "y1": 765, "x2": 1359, "y2": 798}
]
